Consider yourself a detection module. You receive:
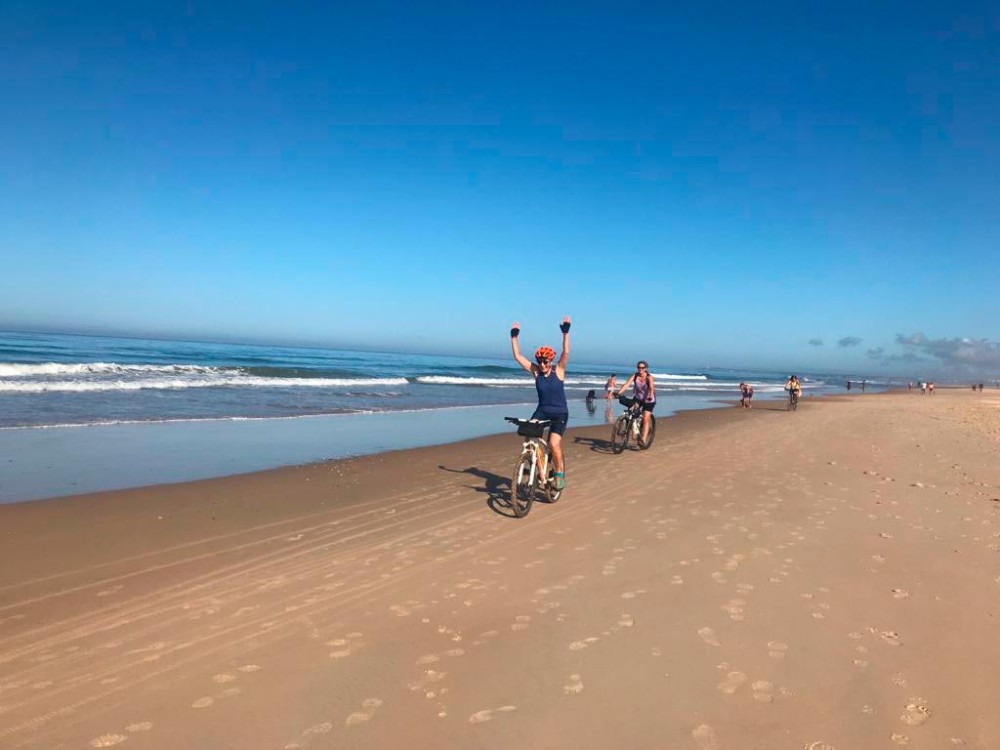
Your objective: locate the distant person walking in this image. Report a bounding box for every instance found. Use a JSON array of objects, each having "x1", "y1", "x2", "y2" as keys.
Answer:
[
  {"x1": 846, "y1": 380, "x2": 852, "y2": 392},
  {"x1": 861, "y1": 379, "x2": 866, "y2": 392},
  {"x1": 739, "y1": 382, "x2": 749, "y2": 408},
  {"x1": 605, "y1": 374, "x2": 617, "y2": 400},
  {"x1": 928, "y1": 381, "x2": 935, "y2": 395},
  {"x1": 908, "y1": 381, "x2": 913, "y2": 391},
  {"x1": 510, "y1": 317, "x2": 571, "y2": 490},
  {"x1": 920, "y1": 381, "x2": 927, "y2": 395}
]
